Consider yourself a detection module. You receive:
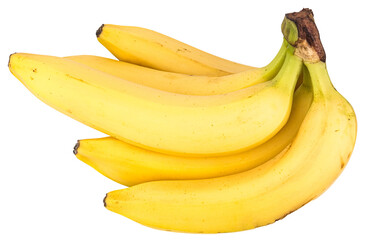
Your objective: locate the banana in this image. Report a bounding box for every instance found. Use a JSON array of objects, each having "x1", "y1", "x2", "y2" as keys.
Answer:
[
  {"x1": 103, "y1": 8, "x2": 357, "y2": 233},
  {"x1": 66, "y1": 39, "x2": 287, "y2": 95},
  {"x1": 74, "y1": 72, "x2": 312, "y2": 186},
  {"x1": 103, "y1": 50, "x2": 357, "y2": 234},
  {"x1": 9, "y1": 46, "x2": 301, "y2": 156},
  {"x1": 96, "y1": 24, "x2": 256, "y2": 76}
]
